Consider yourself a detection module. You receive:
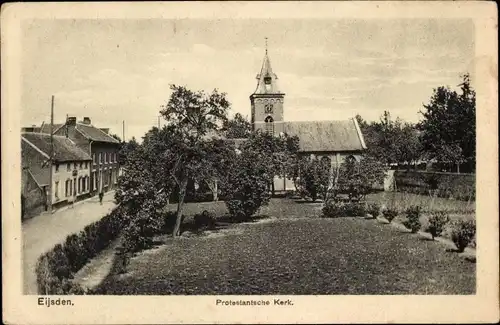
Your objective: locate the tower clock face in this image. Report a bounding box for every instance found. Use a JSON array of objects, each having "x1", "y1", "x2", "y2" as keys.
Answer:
[{"x1": 265, "y1": 103, "x2": 274, "y2": 114}]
